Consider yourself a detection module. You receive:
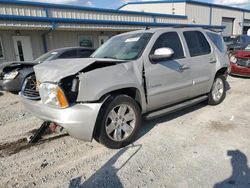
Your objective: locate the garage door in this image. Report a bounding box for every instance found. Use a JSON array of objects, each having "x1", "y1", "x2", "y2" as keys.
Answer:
[
  {"x1": 222, "y1": 17, "x2": 234, "y2": 36},
  {"x1": 243, "y1": 19, "x2": 250, "y2": 34}
]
